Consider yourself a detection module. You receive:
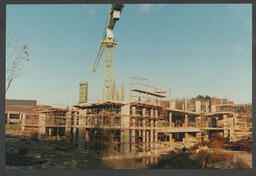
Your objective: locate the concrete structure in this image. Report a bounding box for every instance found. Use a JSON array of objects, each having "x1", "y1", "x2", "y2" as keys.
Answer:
[
  {"x1": 18, "y1": 78, "x2": 252, "y2": 159},
  {"x1": 79, "y1": 82, "x2": 88, "y2": 103},
  {"x1": 5, "y1": 99, "x2": 51, "y2": 125}
]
